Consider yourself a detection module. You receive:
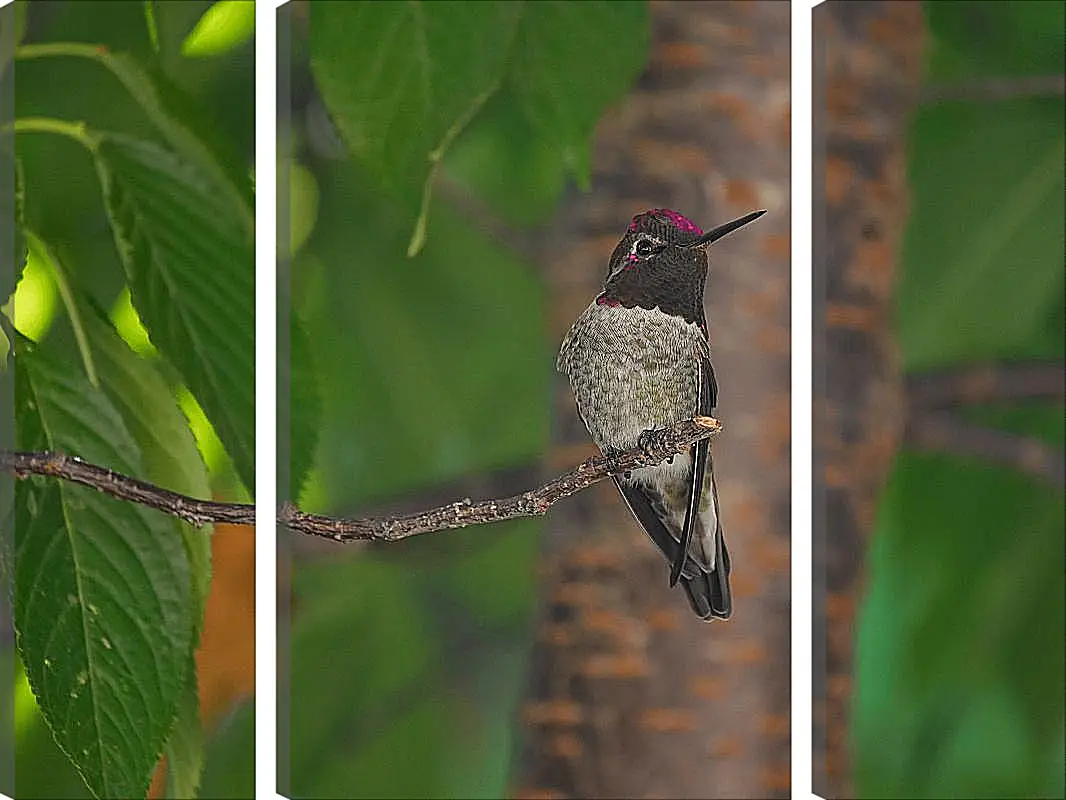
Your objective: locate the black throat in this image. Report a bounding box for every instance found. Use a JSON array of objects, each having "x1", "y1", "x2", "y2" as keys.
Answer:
[{"x1": 598, "y1": 261, "x2": 707, "y2": 328}]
